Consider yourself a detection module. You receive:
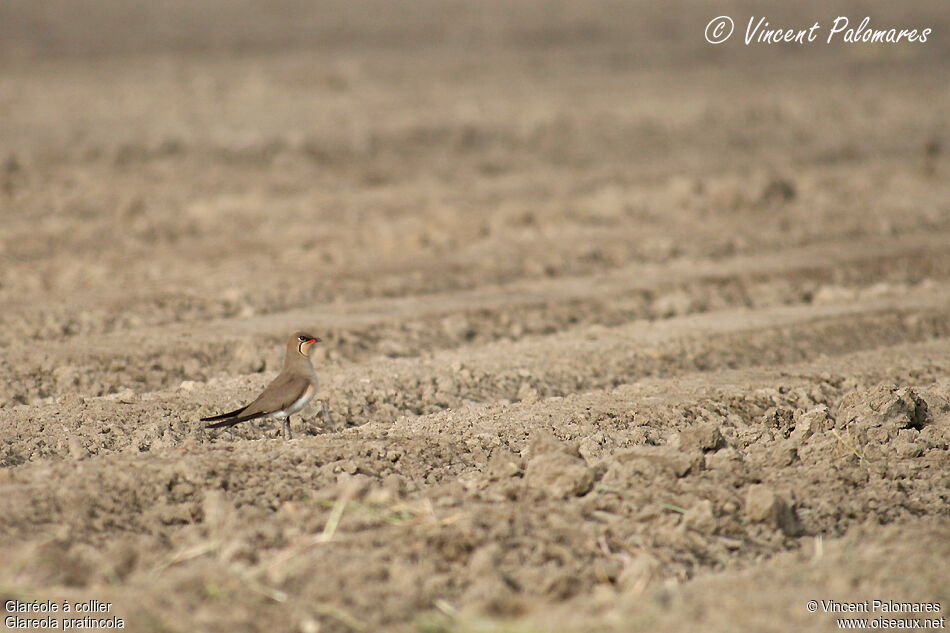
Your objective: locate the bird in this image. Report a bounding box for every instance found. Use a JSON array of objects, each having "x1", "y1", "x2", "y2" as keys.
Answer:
[{"x1": 202, "y1": 332, "x2": 321, "y2": 440}]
